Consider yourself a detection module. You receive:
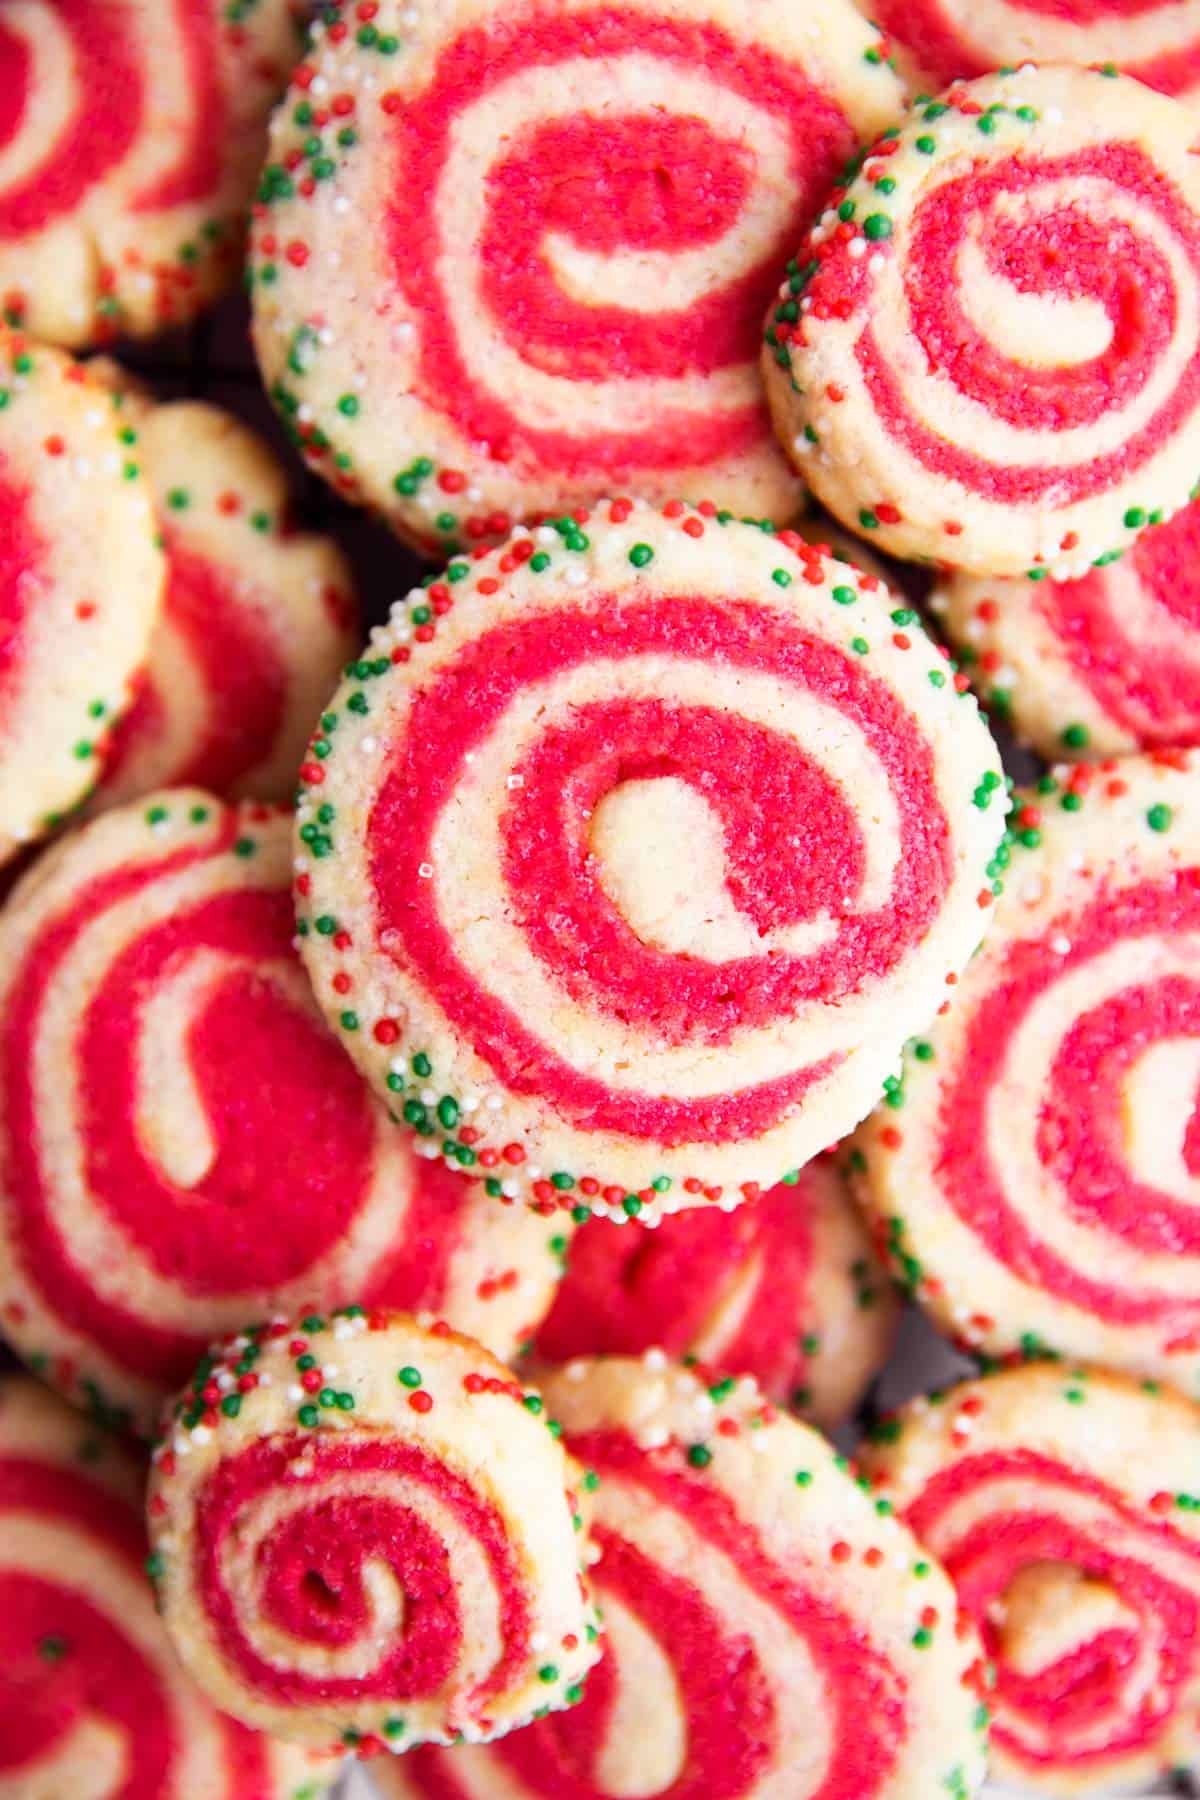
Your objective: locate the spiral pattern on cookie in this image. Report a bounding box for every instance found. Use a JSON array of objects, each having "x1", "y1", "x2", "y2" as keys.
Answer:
[
  {"x1": 936, "y1": 494, "x2": 1200, "y2": 758},
  {"x1": 250, "y1": 0, "x2": 908, "y2": 546},
  {"x1": 0, "y1": 1375, "x2": 333, "y2": 1800},
  {"x1": 0, "y1": 0, "x2": 302, "y2": 346},
  {"x1": 871, "y1": 0, "x2": 1200, "y2": 108},
  {"x1": 865, "y1": 1365, "x2": 1200, "y2": 1793},
  {"x1": 531, "y1": 1160, "x2": 897, "y2": 1428},
  {"x1": 148, "y1": 1314, "x2": 600, "y2": 1752},
  {"x1": 376, "y1": 1356, "x2": 988, "y2": 1800},
  {"x1": 0, "y1": 794, "x2": 564, "y2": 1436},
  {"x1": 764, "y1": 66, "x2": 1200, "y2": 578},
  {"x1": 91, "y1": 391, "x2": 358, "y2": 810},
  {"x1": 295, "y1": 500, "x2": 1006, "y2": 1216},
  {"x1": 852, "y1": 751, "x2": 1200, "y2": 1384},
  {"x1": 0, "y1": 335, "x2": 164, "y2": 866}
]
